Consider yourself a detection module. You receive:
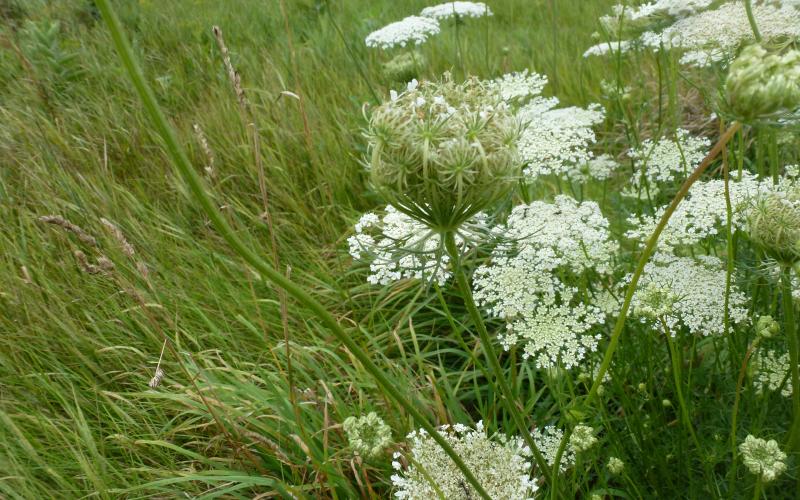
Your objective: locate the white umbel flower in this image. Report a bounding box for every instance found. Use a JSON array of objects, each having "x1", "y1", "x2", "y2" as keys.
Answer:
[
  {"x1": 631, "y1": 253, "x2": 749, "y2": 337},
  {"x1": 420, "y1": 2, "x2": 493, "y2": 19},
  {"x1": 365, "y1": 16, "x2": 441, "y2": 49},
  {"x1": 624, "y1": 129, "x2": 710, "y2": 197},
  {"x1": 625, "y1": 173, "x2": 767, "y2": 250},
  {"x1": 532, "y1": 425, "x2": 575, "y2": 472},
  {"x1": 518, "y1": 102, "x2": 605, "y2": 180},
  {"x1": 348, "y1": 206, "x2": 489, "y2": 285},
  {"x1": 391, "y1": 421, "x2": 539, "y2": 499},
  {"x1": 739, "y1": 435, "x2": 787, "y2": 482},
  {"x1": 753, "y1": 349, "x2": 793, "y2": 397},
  {"x1": 473, "y1": 196, "x2": 617, "y2": 368},
  {"x1": 343, "y1": 412, "x2": 393, "y2": 459}
]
